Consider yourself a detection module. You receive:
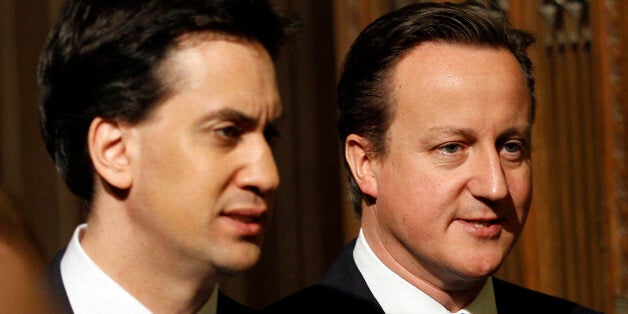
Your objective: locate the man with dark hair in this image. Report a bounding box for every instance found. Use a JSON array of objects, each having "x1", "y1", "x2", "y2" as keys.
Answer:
[
  {"x1": 264, "y1": 1, "x2": 599, "y2": 313},
  {"x1": 38, "y1": 0, "x2": 295, "y2": 312}
]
